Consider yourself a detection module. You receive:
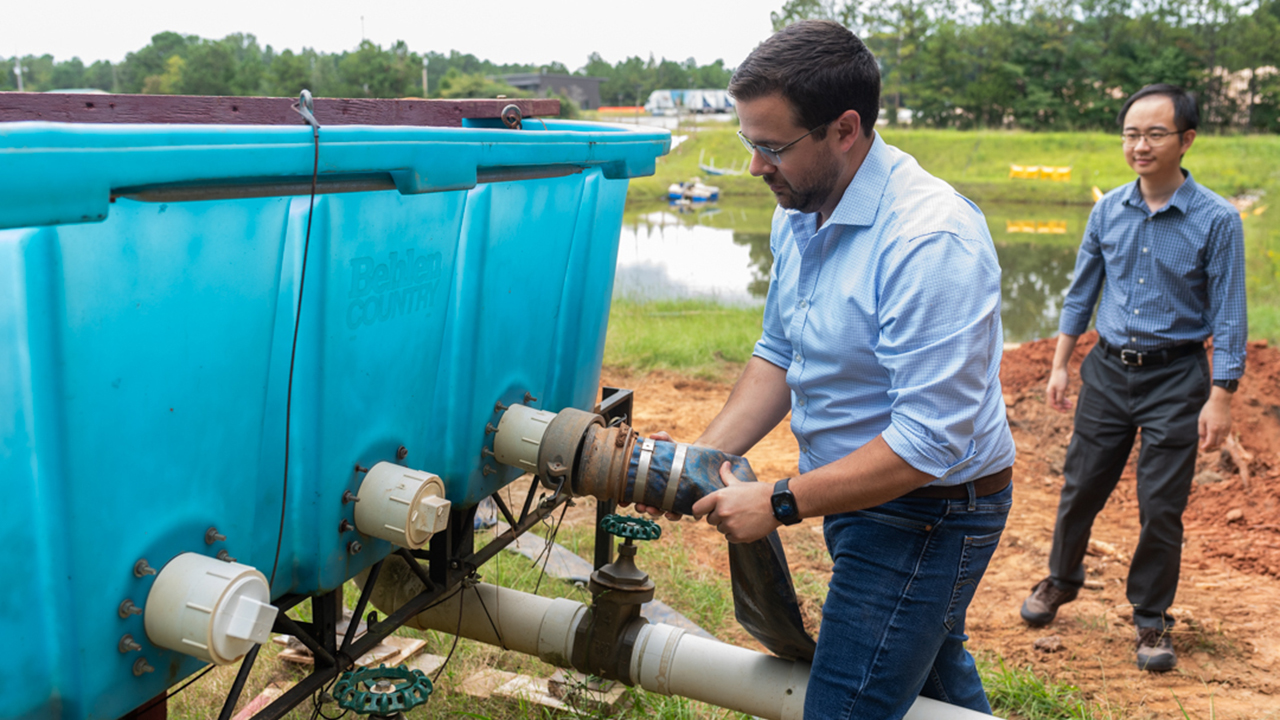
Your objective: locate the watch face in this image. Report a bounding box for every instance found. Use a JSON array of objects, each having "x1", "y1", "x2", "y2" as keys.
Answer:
[
  {"x1": 772, "y1": 478, "x2": 800, "y2": 524},
  {"x1": 771, "y1": 490, "x2": 798, "y2": 523}
]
